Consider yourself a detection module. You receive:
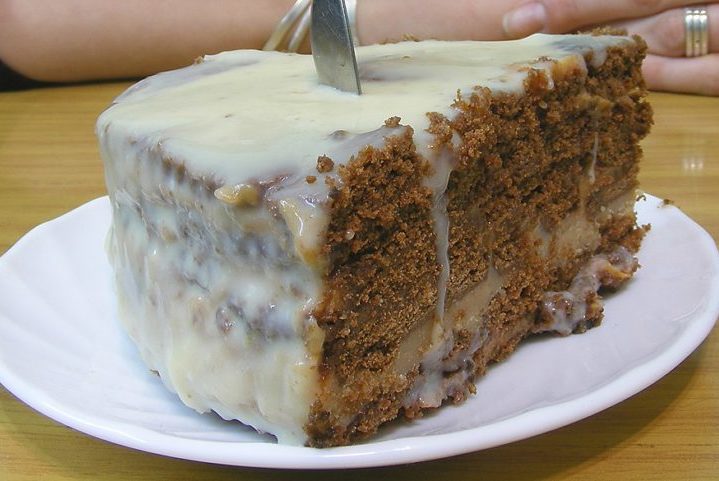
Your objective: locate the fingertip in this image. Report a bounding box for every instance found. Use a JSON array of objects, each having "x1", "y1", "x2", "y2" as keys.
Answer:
[{"x1": 502, "y1": 2, "x2": 547, "y2": 39}]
